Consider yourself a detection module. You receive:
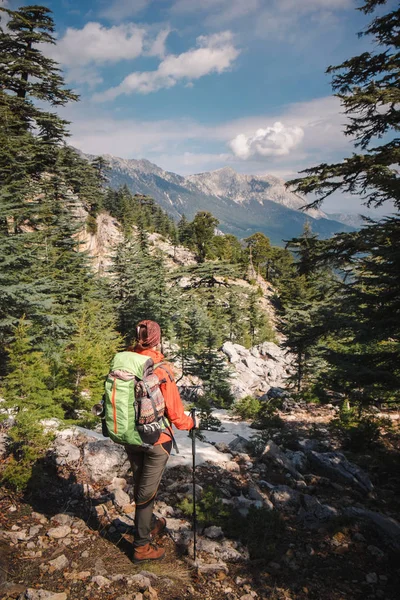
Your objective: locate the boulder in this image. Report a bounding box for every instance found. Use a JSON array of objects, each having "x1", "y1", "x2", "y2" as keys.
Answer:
[
  {"x1": 308, "y1": 451, "x2": 373, "y2": 493},
  {"x1": 48, "y1": 555, "x2": 69, "y2": 571},
  {"x1": 92, "y1": 575, "x2": 111, "y2": 588},
  {"x1": 285, "y1": 450, "x2": 308, "y2": 474},
  {"x1": 228, "y1": 436, "x2": 251, "y2": 453},
  {"x1": 112, "y1": 488, "x2": 131, "y2": 509},
  {"x1": 52, "y1": 439, "x2": 81, "y2": 466},
  {"x1": 248, "y1": 483, "x2": 274, "y2": 510},
  {"x1": 266, "y1": 387, "x2": 289, "y2": 399},
  {"x1": 258, "y1": 342, "x2": 284, "y2": 361},
  {"x1": 225, "y1": 461, "x2": 240, "y2": 473},
  {"x1": 298, "y1": 494, "x2": 339, "y2": 529},
  {"x1": 270, "y1": 485, "x2": 301, "y2": 512},
  {"x1": 47, "y1": 526, "x2": 71, "y2": 539},
  {"x1": 260, "y1": 440, "x2": 305, "y2": 481},
  {"x1": 83, "y1": 439, "x2": 129, "y2": 483},
  {"x1": 129, "y1": 574, "x2": 152, "y2": 591},
  {"x1": 221, "y1": 342, "x2": 240, "y2": 363},
  {"x1": 243, "y1": 356, "x2": 265, "y2": 377},
  {"x1": 232, "y1": 344, "x2": 248, "y2": 357},
  {"x1": 204, "y1": 526, "x2": 224, "y2": 539},
  {"x1": 197, "y1": 562, "x2": 228, "y2": 574},
  {"x1": 230, "y1": 380, "x2": 253, "y2": 401},
  {"x1": 344, "y1": 507, "x2": 400, "y2": 551}
]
